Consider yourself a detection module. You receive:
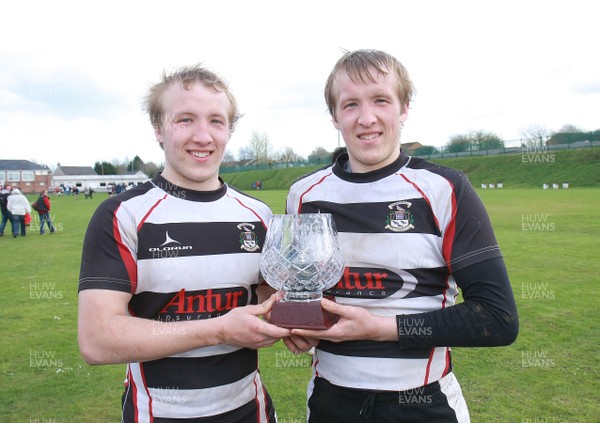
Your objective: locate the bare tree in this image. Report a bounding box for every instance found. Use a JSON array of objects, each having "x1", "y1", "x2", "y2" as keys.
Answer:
[
  {"x1": 222, "y1": 150, "x2": 236, "y2": 164},
  {"x1": 237, "y1": 145, "x2": 254, "y2": 161},
  {"x1": 520, "y1": 124, "x2": 550, "y2": 151},
  {"x1": 247, "y1": 131, "x2": 274, "y2": 163},
  {"x1": 277, "y1": 147, "x2": 304, "y2": 163}
]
